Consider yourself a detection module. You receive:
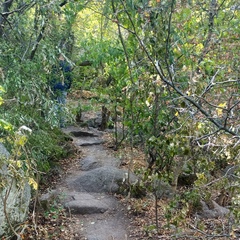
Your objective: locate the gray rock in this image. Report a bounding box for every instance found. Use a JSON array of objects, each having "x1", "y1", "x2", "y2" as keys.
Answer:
[
  {"x1": 80, "y1": 156, "x2": 103, "y2": 171},
  {"x1": 81, "y1": 145, "x2": 120, "y2": 167},
  {"x1": 153, "y1": 179, "x2": 175, "y2": 199},
  {"x1": 0, "y1": 144, "x2": 31, "y2": 237},
  {"x1": 199, "y1": 200, "x2": 230, "y2": 219},
  {"x1": 62, "y1": 126, "x2": 105, "y2": 146},
  {"x1": 70, "y1": 166, "x2": 137, "y2": 193},
  {"x1": 75, "y1": 137, "x2": 105, "y2": 146},
  {"x1": 64, "y1": 193, "x2": 108, "y2": 214},
  {"x1": 0, "y1": 143, "x2": 10, "y2": 159}
]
